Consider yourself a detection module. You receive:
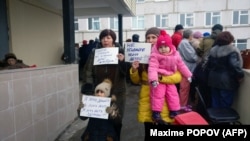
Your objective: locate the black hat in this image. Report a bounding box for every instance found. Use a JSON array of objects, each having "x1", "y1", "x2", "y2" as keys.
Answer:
[
  {"x1": 212, "y1": 24, "x2": 223, "y2": 31},
  {"x1": 132, "y1": 34, "x2": 139, "y2": 42},
  {"x1": 174, "y1": 24, "x2": 184, "y2": 32},
  {"x1": 4, "y1": 53, "x2": 17, "y2": 62}
]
